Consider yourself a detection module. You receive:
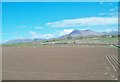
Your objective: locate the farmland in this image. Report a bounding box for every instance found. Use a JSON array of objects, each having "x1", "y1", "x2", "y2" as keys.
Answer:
[{"x1": 2, "y1": 44, "x2": 119, "y2": 80}]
